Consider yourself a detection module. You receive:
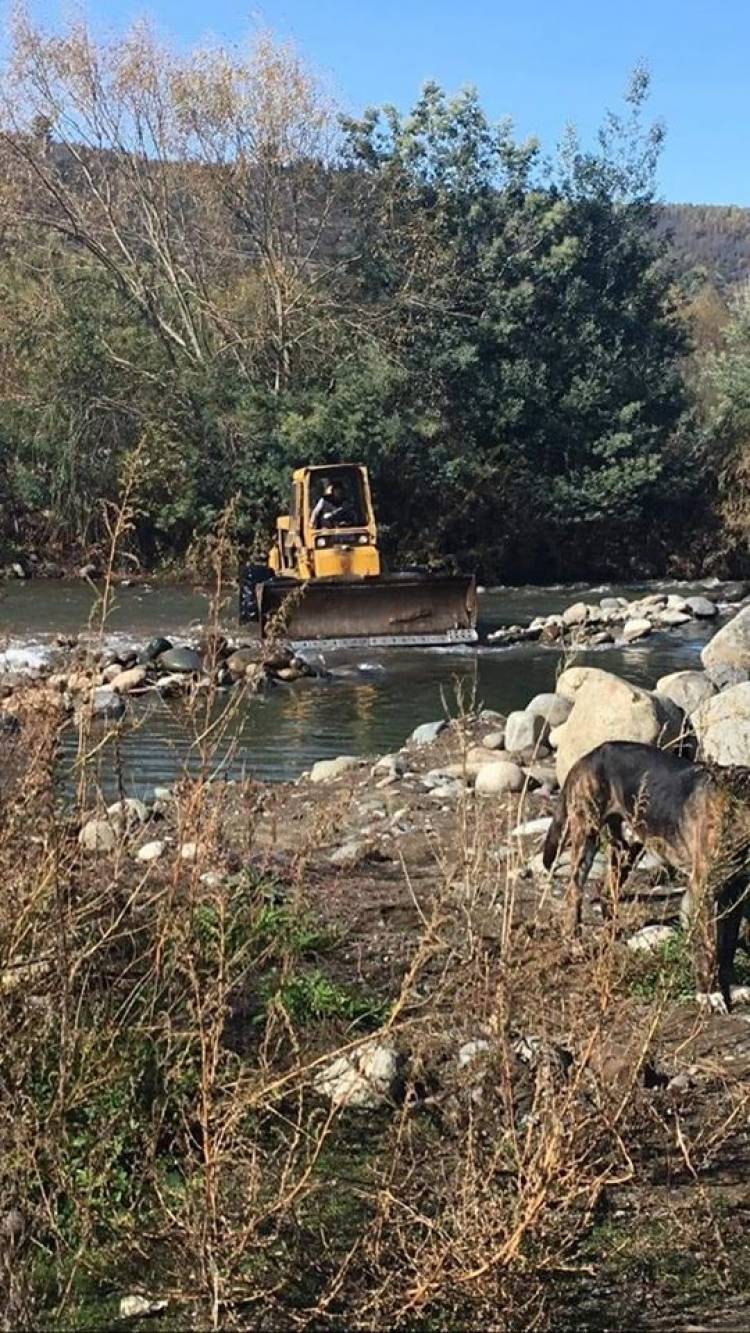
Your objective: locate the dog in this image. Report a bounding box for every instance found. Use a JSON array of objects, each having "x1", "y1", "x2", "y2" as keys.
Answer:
[{"x1": 542, "y1": 740, "x2": 750, "y2": 1010}]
